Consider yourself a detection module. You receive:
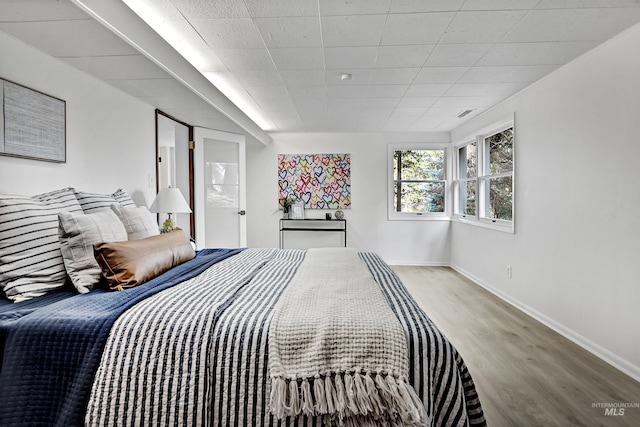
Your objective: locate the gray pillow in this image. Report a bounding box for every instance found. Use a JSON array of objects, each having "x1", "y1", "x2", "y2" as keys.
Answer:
[
  {"x1": 58, "y1": 209, "x2": 127, "y2": 293},
  {"x1": 110, "y1": 204, "x2": 159, "y2": 240}
]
